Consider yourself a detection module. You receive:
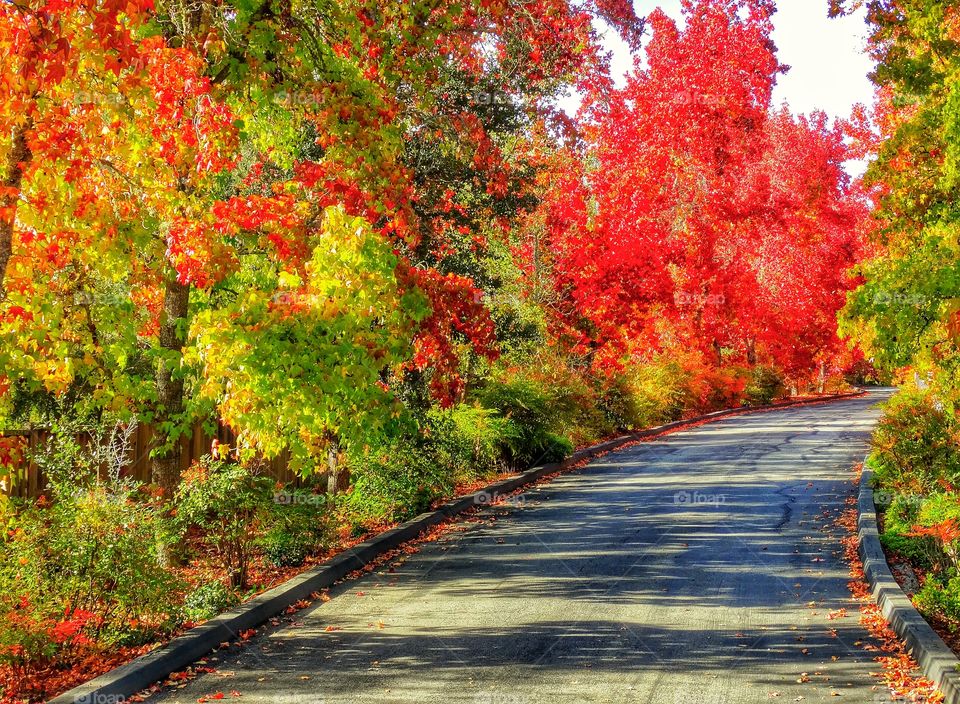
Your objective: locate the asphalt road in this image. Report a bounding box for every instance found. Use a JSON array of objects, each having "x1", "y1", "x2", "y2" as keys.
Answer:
[{"x1": 151, "y1": 390, "x2": 897, "y2": 704}]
